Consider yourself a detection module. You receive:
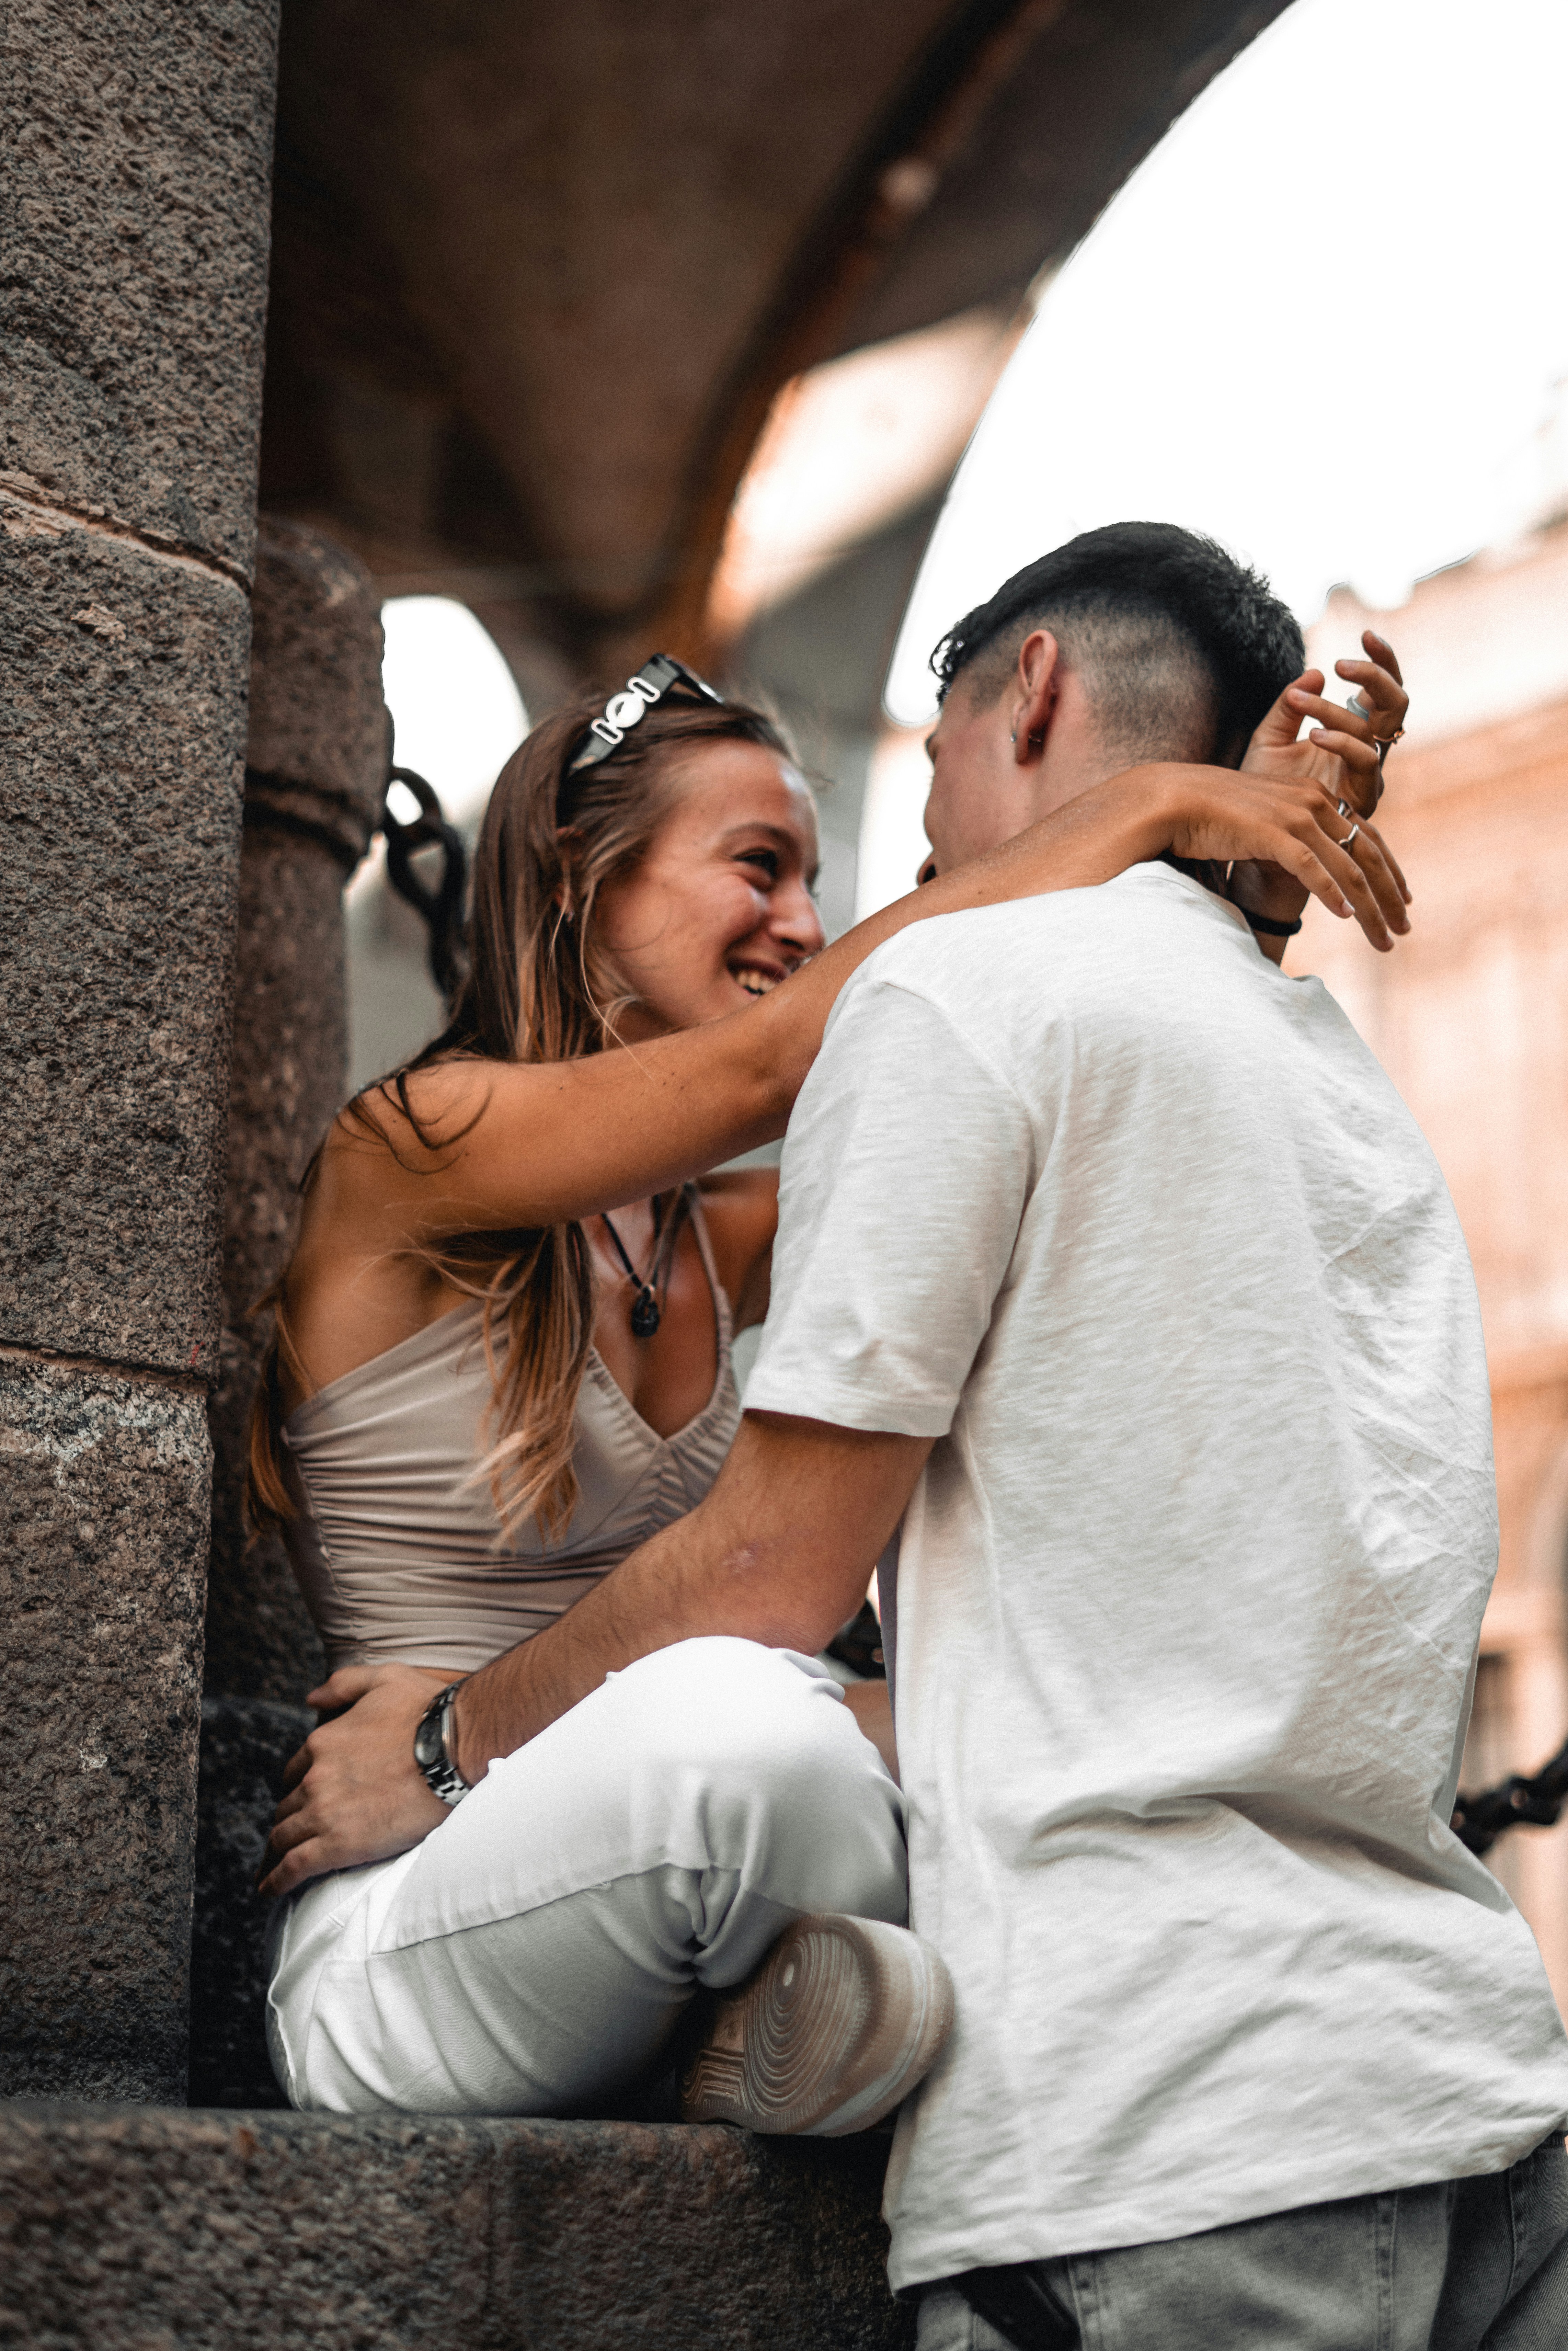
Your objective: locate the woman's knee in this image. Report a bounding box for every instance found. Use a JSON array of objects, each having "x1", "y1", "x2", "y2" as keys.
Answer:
[
  {"x1": 610, "y1": 1639, "x2": 905, "y2": 1899},
  {"x1": 613, "y1": 1637, "x2": 863, "y2": 1786}
]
